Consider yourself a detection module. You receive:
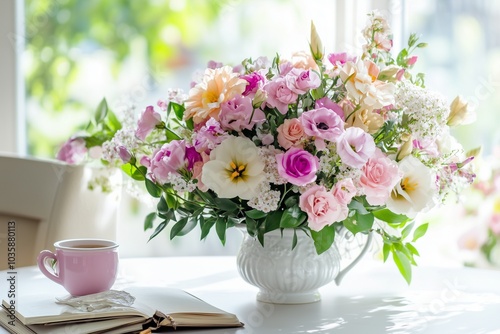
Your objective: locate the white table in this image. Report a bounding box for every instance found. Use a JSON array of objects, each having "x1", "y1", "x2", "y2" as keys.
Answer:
[{"x1": 2, "y1": 257, "x2": 500, "y2": 333}]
